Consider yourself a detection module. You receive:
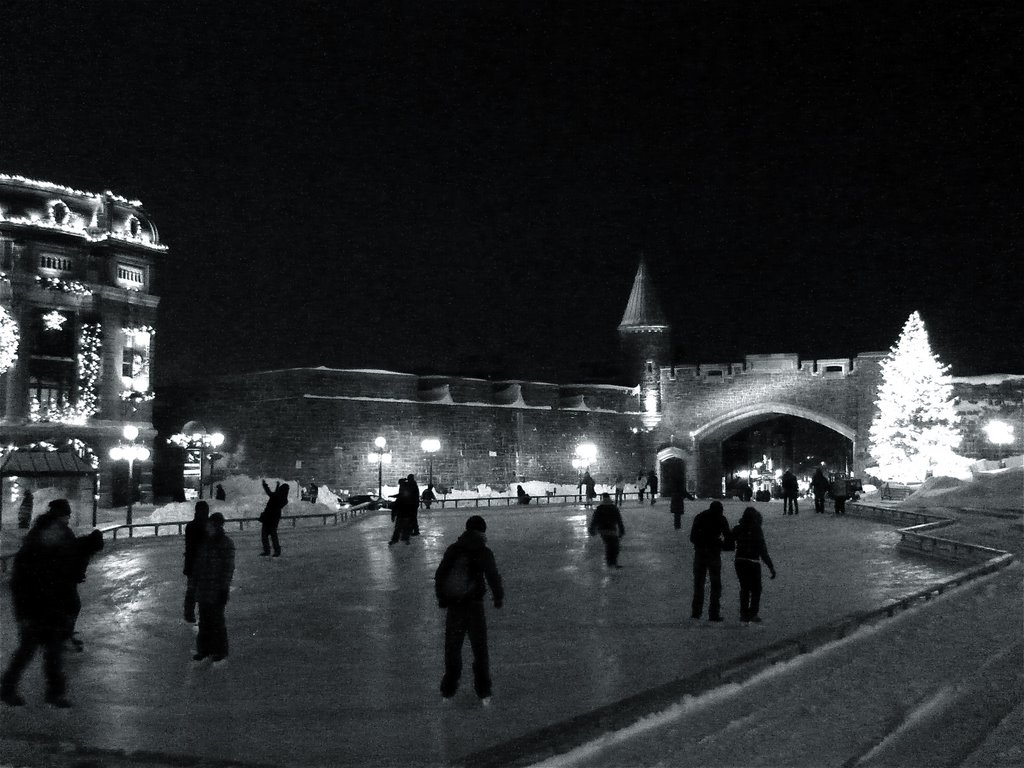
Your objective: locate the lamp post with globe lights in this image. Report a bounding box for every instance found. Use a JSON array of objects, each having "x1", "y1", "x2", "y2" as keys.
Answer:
[
  {"x1": 109, "y1": 425, "x2": 150, "y2": 531},
  {"x1": 421, "y1": 438, "x2": 440, "y2": 485},
  {"x1": 168, "y1": 422, "x2": 226, "y2": 500},
  {"x1": 368, "y1": 436, "x2": 392, "y2": 500}
]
